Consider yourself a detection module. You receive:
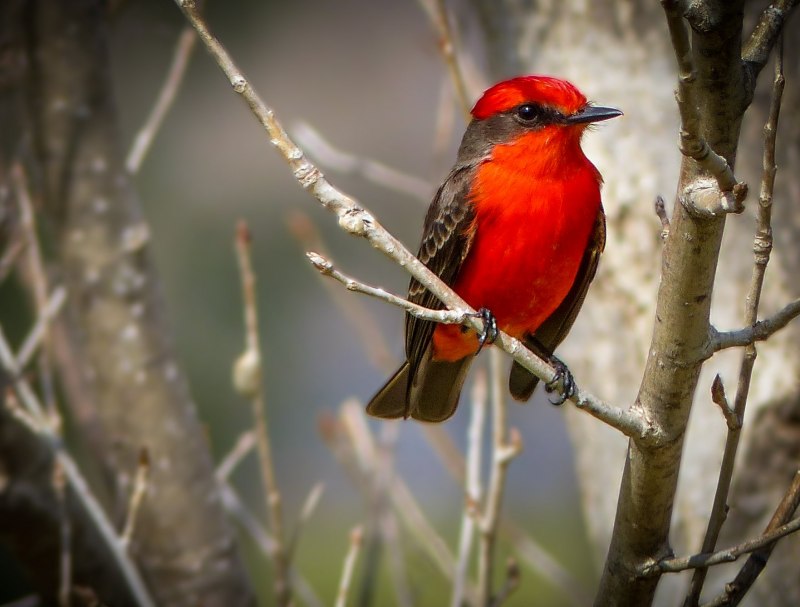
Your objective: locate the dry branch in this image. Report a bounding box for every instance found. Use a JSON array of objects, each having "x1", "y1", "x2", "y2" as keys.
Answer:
[{"x1": 172, "y1": 0, "x2": 651, "y2": 443}]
